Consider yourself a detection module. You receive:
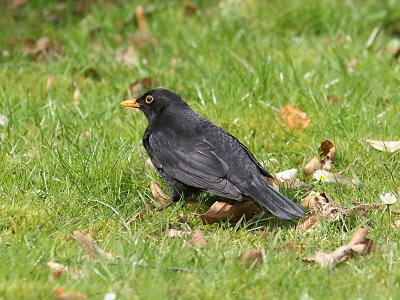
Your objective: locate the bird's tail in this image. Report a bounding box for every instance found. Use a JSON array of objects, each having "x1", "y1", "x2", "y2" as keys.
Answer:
[{"x1": 249, "y1": 183, "x2": 305, "y2": 220}]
